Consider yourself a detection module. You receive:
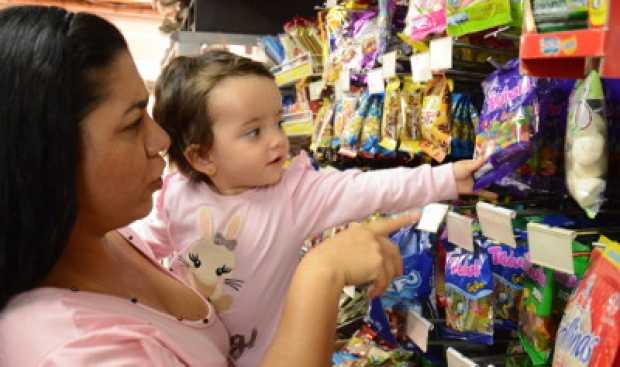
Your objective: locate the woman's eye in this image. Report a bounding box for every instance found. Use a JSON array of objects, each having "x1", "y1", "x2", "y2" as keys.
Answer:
[{"x1": 127, "y1": 117, "x2": 143, "y2": 130}]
